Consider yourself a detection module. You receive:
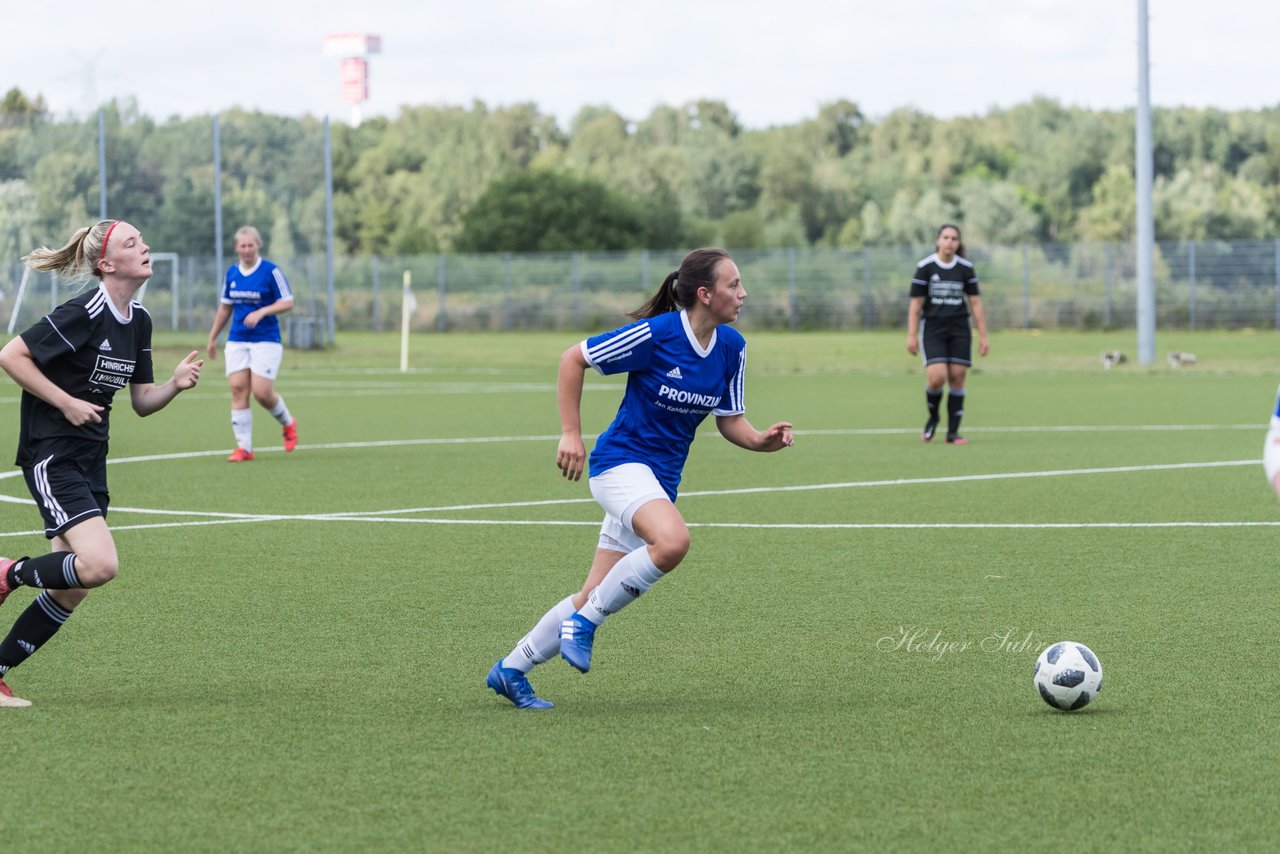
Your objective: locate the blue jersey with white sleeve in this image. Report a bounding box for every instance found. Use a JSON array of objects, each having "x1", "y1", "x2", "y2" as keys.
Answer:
[
  {"x1": 583, "y1": 309, "x2": 747, "y2": 501},
  {"x1": 222, "y1": 259, "x2": 292, "y2": 343}
]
